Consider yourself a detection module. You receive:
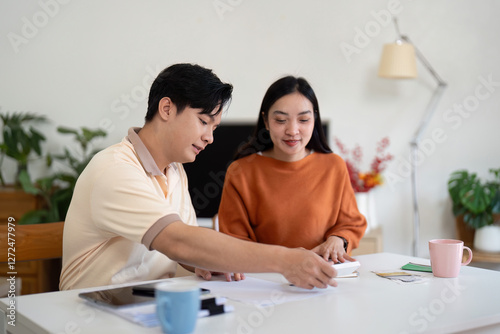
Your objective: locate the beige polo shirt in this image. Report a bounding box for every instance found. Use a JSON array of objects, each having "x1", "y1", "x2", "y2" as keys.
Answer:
[{"x1": 59, "y1": 127, "x2": 197, "y2": 290}]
